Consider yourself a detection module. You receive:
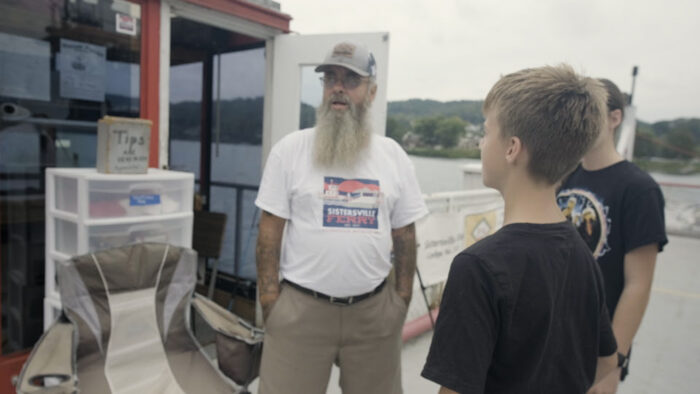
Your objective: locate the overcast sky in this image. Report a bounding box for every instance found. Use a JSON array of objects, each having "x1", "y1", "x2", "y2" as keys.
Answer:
[{"x1": 280, "y1": 0, "x2": 699, "y2": 123}]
